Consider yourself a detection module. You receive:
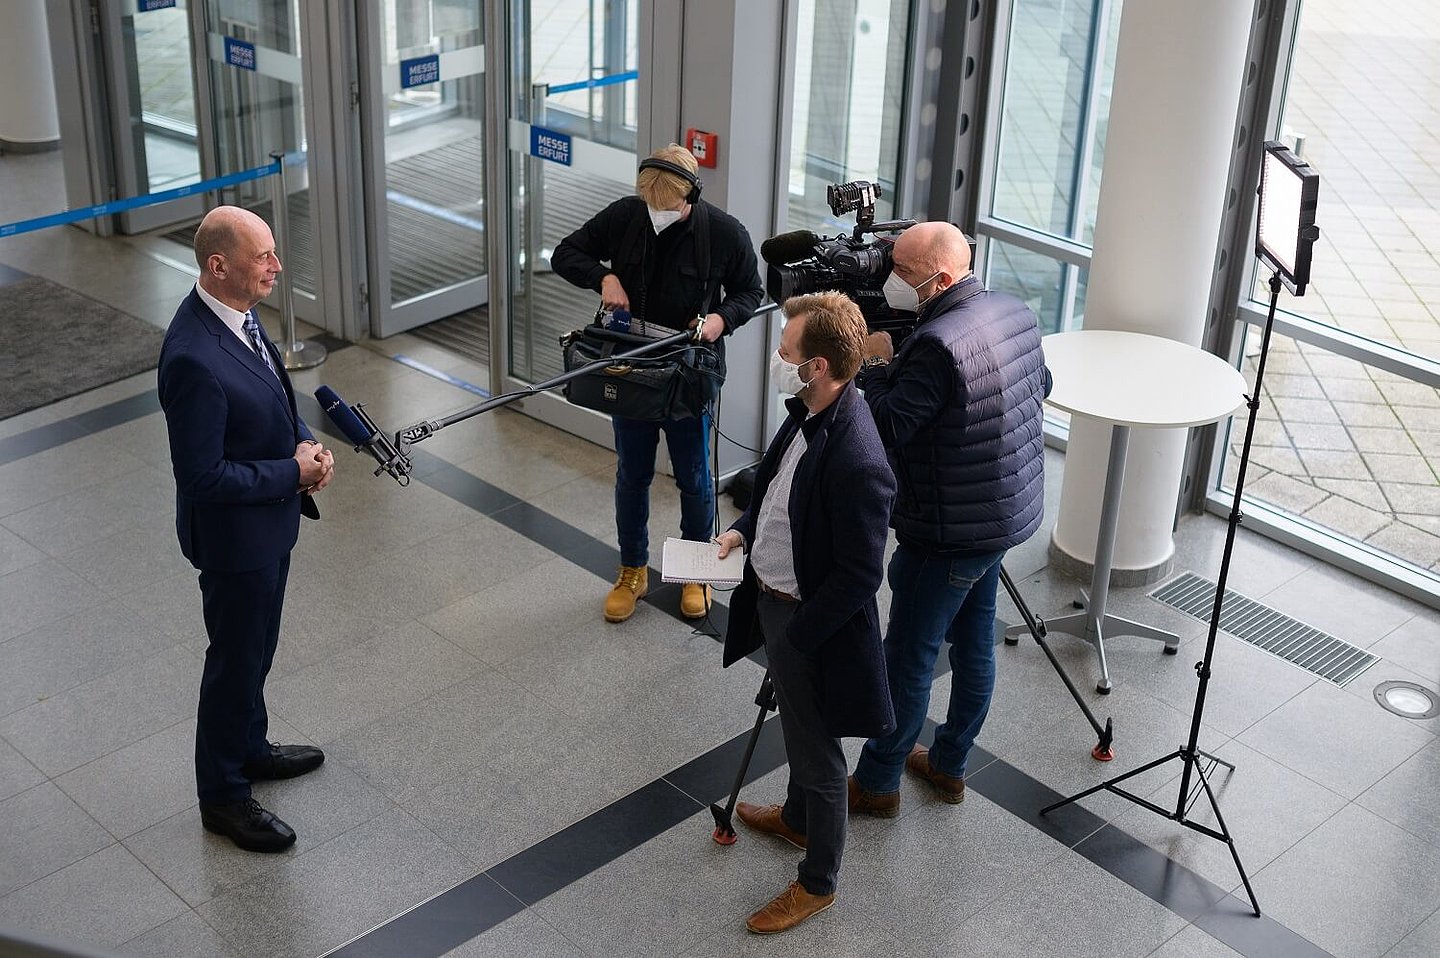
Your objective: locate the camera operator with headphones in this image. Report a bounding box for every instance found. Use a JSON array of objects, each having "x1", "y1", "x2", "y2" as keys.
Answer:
[{"x1": 553, "y1": 144, "x2": 764, "y2": 624}]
